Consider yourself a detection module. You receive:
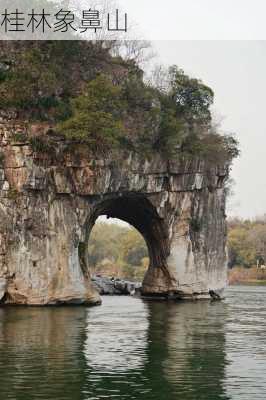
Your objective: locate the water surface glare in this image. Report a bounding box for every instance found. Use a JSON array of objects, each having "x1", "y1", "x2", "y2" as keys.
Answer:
[{"x1": 0, "y1": 286, "x2": 266, "y2": 399}]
